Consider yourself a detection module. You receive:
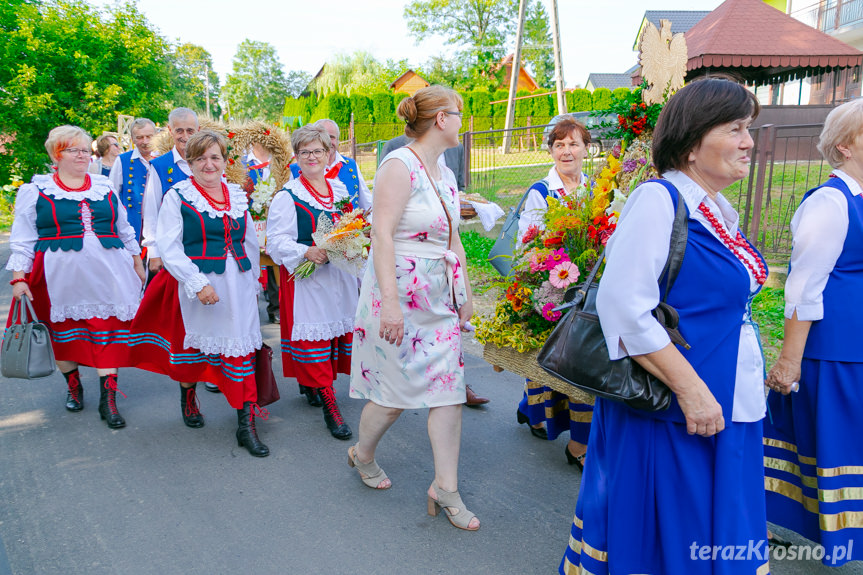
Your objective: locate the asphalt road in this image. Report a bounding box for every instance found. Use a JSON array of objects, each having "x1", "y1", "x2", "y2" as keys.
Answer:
[{"x1": 0, "y1": 234, "x2": 859, "y2": 575}]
